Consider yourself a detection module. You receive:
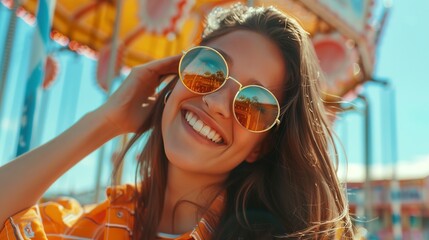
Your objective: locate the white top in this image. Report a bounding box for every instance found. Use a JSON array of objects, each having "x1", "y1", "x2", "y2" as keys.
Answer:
[{"x1": 156, "y1": 232, "x2": 183, "y2": 239}]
